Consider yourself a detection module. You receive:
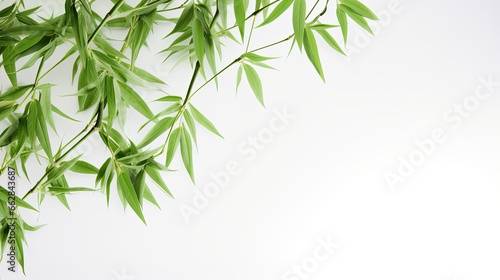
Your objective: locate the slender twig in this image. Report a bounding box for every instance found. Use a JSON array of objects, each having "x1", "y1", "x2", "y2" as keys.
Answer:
[{"x1": 87, "y1": 0, "x2": 125, "y2": 44}]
